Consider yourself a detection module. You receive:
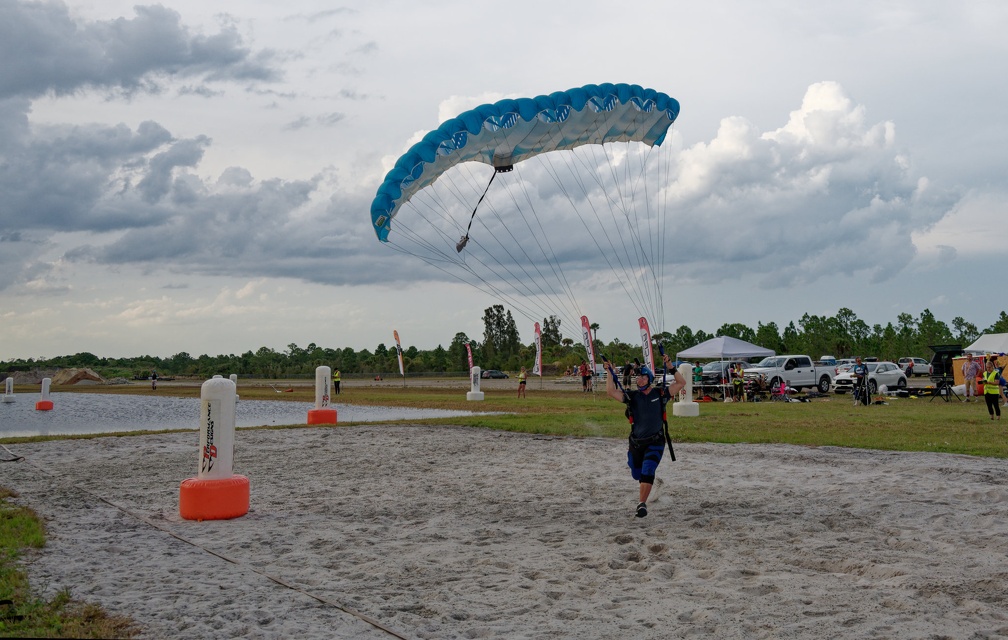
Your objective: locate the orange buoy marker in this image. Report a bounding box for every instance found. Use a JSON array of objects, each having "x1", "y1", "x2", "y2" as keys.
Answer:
[
  {"x1": 179, "y1": 377, "x2": 249, "y2": 521},
  {"x1": 3, "y1": 377, "x2": 14, "y2": 404},
  {"x1": 466, "y1": 367, "x2": 484, "y2": 401},
  {"x1": 35, "y1": 377, "x2": 54, "y2": 411},
  {"x1": 307, "y1": 365, "x2": 337, "y2": 425}
]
